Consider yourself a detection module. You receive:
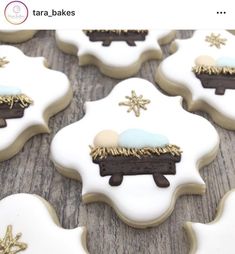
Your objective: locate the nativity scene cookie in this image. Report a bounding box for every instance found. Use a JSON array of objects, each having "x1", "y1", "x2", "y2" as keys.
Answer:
[
  {"x1": 156, "y1": 30, "x2": 235, "y2": 130},
  {"x1": 0, "y1": 193, "x2": 88, "y2": 253},
  {"x1": 0, "y1": 30, "x2": 37, "y2": 43},
  {"x1": 185, "y1": 190, "x2": 235, "y2": 254},
  {"x1": 55, "y1": 30, "x2": 175, "y2": 78},
  {"x1": 0, "y1": 45, "x2": 72, "y2": 162},
  {"x1": 51, "y1": 78, "x2": 219, "y2": 228}
]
